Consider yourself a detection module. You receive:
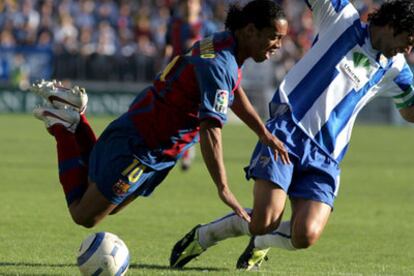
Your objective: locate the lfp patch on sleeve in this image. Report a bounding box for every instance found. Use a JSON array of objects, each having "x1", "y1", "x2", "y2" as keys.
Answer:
[{"x1": 213, "y1": 89, "x2": 229, "y2": 114}]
